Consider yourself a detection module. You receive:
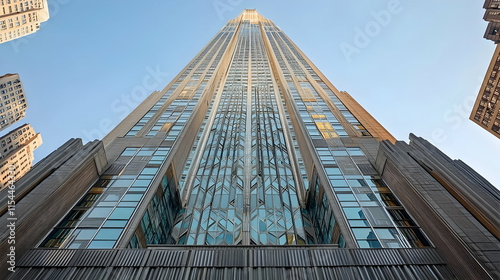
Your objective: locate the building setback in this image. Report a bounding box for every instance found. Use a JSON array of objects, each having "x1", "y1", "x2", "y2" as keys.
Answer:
[
  {"x1": 0, "y1": 0, "x2": 49, "y2": 44},
  {"x1": 3, "y1": 10, "x2": 500, "y2": 280}
]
